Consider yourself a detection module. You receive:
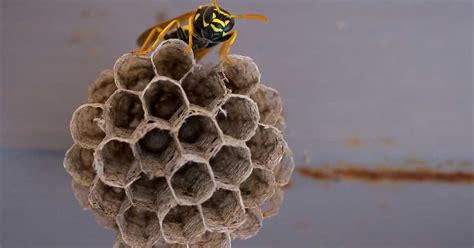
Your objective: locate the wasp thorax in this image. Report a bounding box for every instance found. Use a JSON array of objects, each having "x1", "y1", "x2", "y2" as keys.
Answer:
[{"x1": 65, "y1": 39, "x2": 293, "y2": 248}]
